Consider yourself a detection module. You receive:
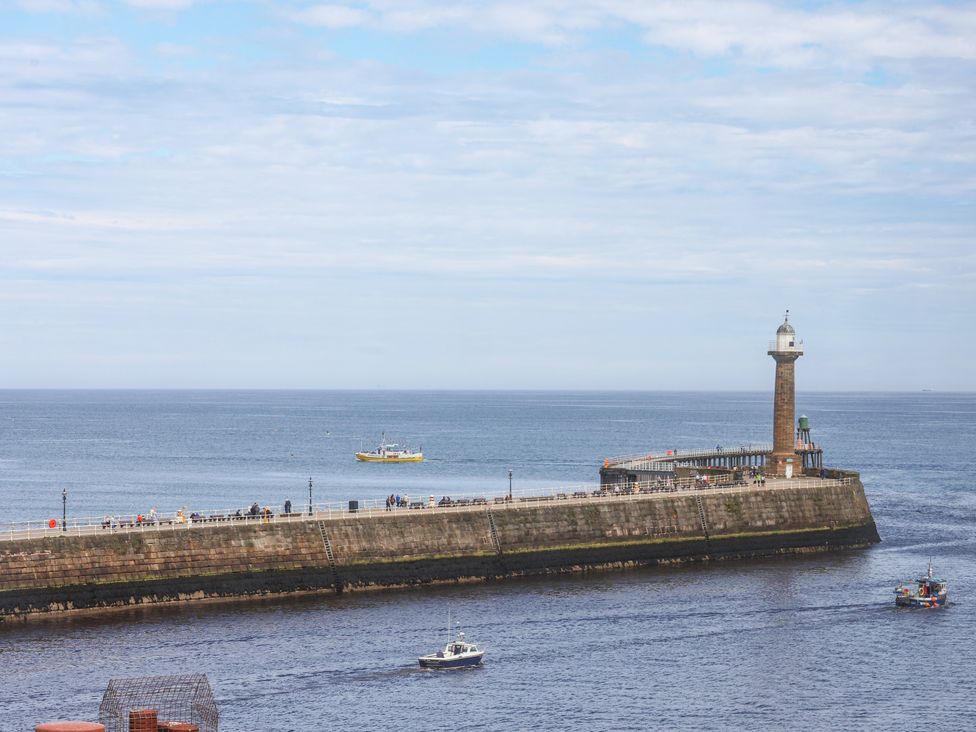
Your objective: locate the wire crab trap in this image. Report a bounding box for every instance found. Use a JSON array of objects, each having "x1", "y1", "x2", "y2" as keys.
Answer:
[{"x1": 98, "y1": 673, "x2": 218, "y2": 732}]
